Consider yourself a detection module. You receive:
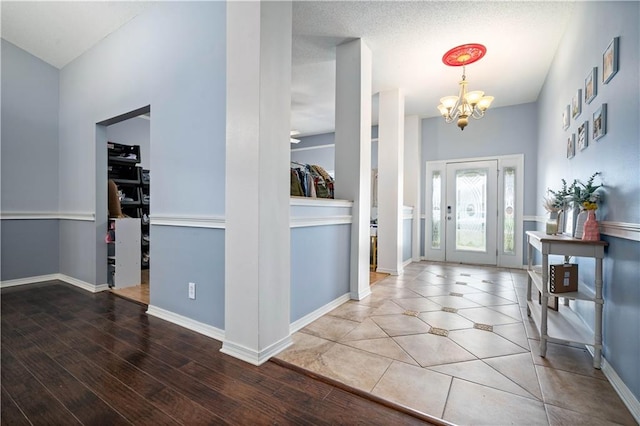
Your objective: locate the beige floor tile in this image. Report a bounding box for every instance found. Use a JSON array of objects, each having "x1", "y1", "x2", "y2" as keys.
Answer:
[
  {"x1": 429, "y1": 359, "x2": 535, "y2": 399},
  {"x1": 300, "y1": 315, "x2": 360, "y2": 342},
  {"x1": 394, "y1": 333, "x2": 476, "y2": 367},
  {"x1": 523, "y1": 315, "x2": 542, "y2": 340},
  {"x1": 371, "y1": 314, "x2": 431, "y2": 337},
  {"x1": 456, "y1": 306, "x2": 522, "y2": 326},
  {"x1": 277, "y1": 262, "x2": 631, "y2": 426},
  {"x1": 372, "y1": 361, "x2": 452, "y2": 419},
  {"x1": 418, "y1": 310, "x2": 475, "y2": 331},
  {"x1": 463, "y1": 292, "x2": 519, "y2": 306},
  {"x1": 545, "y1": 404, "x2": 627, "y2": 426},
  {"x1": 342, "y1": 337, "x2": 419, "y2": 366},
  {"x1": 371, "y1": 285, "x2": 422, "y2": 299},
  {"x1": 428, "y1": 295, "x2": 483, "y2": 309},
  {"x1": 369, "y1": 299, "x2": 407, "y2": 315},
  {"x1": 306, "y1": 343, "x2": 393, "y2": 392},
  {"x1": 484, "y1": 352, "x2": 543, "y2": 400},
  {"x1": 431, "y1": 283, "x2": 486, "y2": 294},
  {"x1": 448, "y1": 328, "x2": 528, "y2": 359},
  {"x1": 339, "y1": 317, "x2": 388, "y2": 341},
  {"x1": 392, "y1": 297, "x2": 443, "y2": 312},
  {"x1": 536, "y1": 365, "x2": 636, "y2": 425},
  {"x1": 413, "y1": 274, "x2": 458, "y2": 285},
  {"x1": 443, "y1": 378, "x2": 548, "y2": 426},
  {"x1": 489, "y1": 303, "x2": 524, "y2": 321},
  {"x1": 529, "y1": 341, "x2": 606, "y2": 380},
  {"x1": 276, "y1": 332, "x2": 335, "y2": 367},
  {"x1": 492, "y1": 322, "x2": 530, "y2": 349},
  {"x1": 327, "y1": 301, "x2": 377, "y2": 323},
  {"x1": 405, "y1": 284, "x2": 454, "y2": 297}
]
